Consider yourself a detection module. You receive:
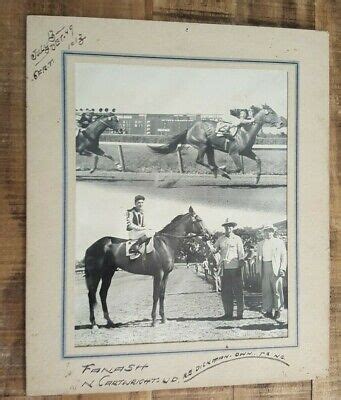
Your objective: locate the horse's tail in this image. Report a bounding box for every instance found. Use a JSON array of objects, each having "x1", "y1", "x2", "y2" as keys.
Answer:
[{"x1": 148, "y1": 129, "x2": 188, "y2": 154}]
